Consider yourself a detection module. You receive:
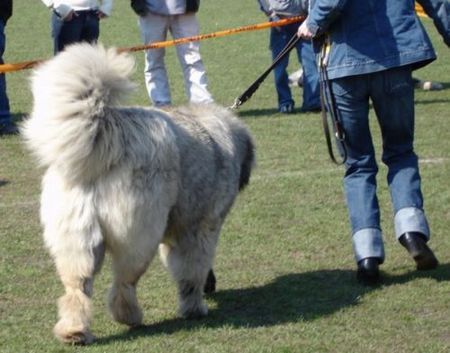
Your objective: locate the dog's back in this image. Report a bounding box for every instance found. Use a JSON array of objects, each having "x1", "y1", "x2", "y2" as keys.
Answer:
[
  {"x1": 158, "y1": 104, "x2": 255, "y2": 231},
  {"x1": 22, "y1": 44, "x2": 255, "y2": 191}
]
